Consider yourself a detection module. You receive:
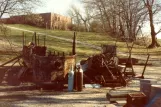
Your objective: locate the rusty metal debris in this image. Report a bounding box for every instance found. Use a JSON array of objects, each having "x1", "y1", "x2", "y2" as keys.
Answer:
[
  {"x1": 81, "y1": 45, "x2": 129, "y2": 87},
  {"x1": 0, "y1": 32, "x2": 76, "y2": 90},
  {"x1": 81, "y1": 43, "x2": 151, "y2": 87},
  {"x1": 0, "y1": 31, "x2": 151, "y2": 91}
]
